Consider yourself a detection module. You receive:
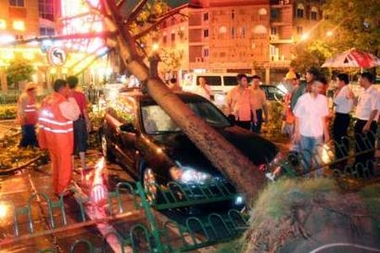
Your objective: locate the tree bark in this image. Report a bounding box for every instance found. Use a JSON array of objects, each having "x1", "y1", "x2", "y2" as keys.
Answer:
[{"x1": 101, "y1": 0, "x2": 267, "y2": 203}]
